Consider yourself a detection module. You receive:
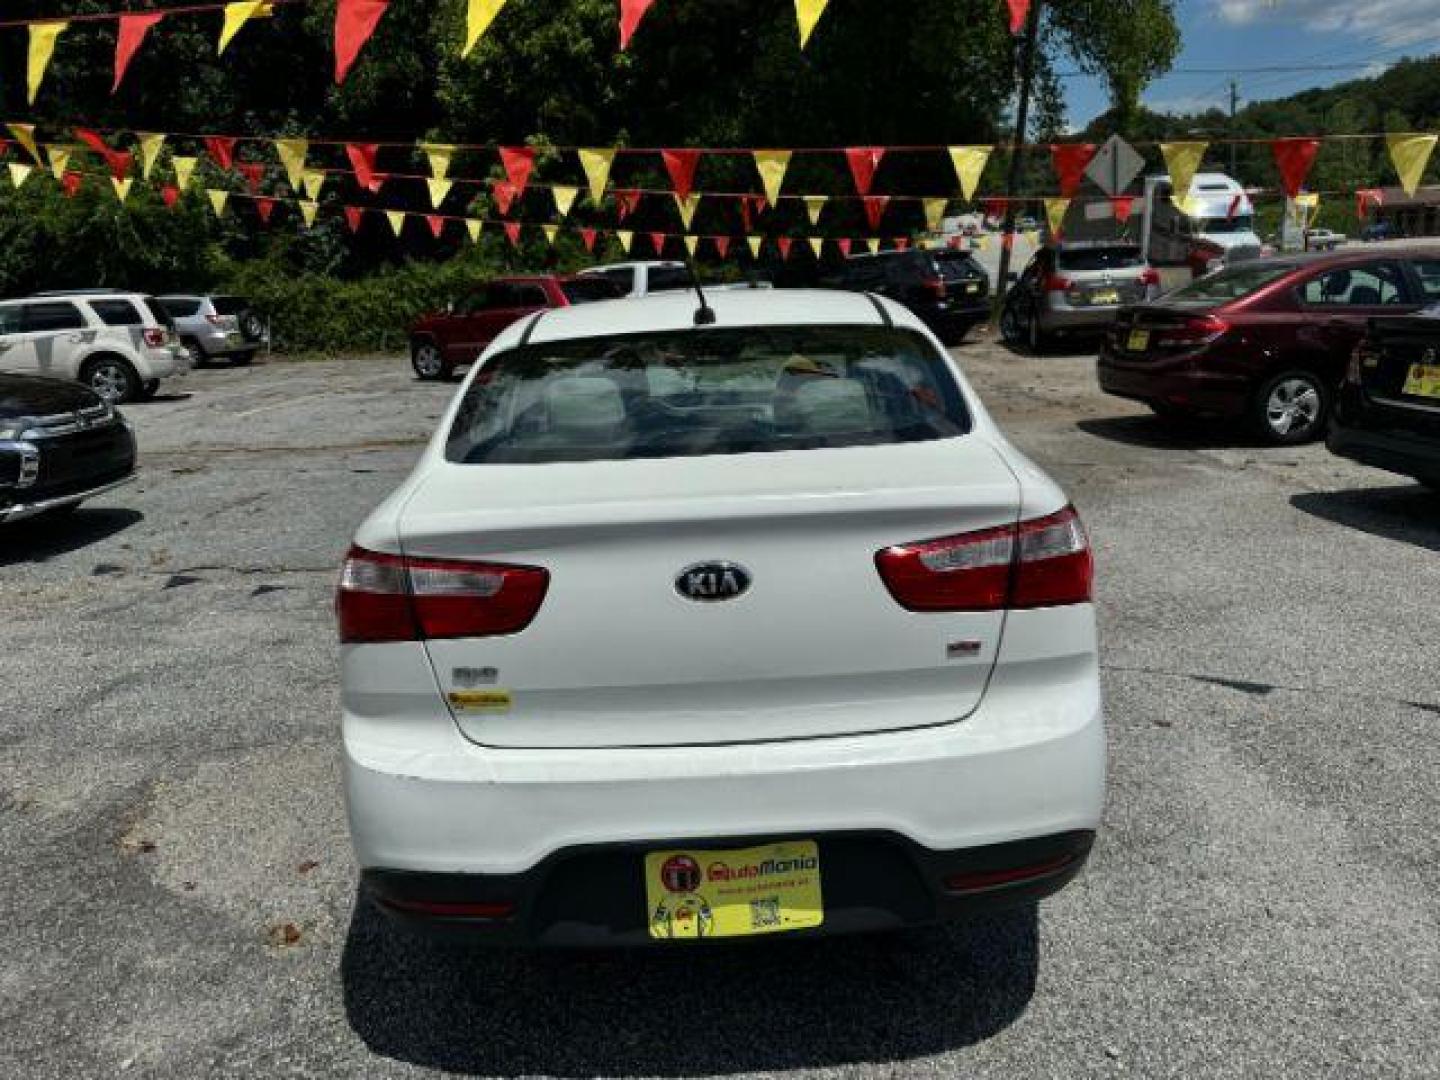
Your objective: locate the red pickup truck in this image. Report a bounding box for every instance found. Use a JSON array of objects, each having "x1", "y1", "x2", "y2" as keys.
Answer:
[{"x1": 409, "y1": 274, "x2": 622, "y2": 381}]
